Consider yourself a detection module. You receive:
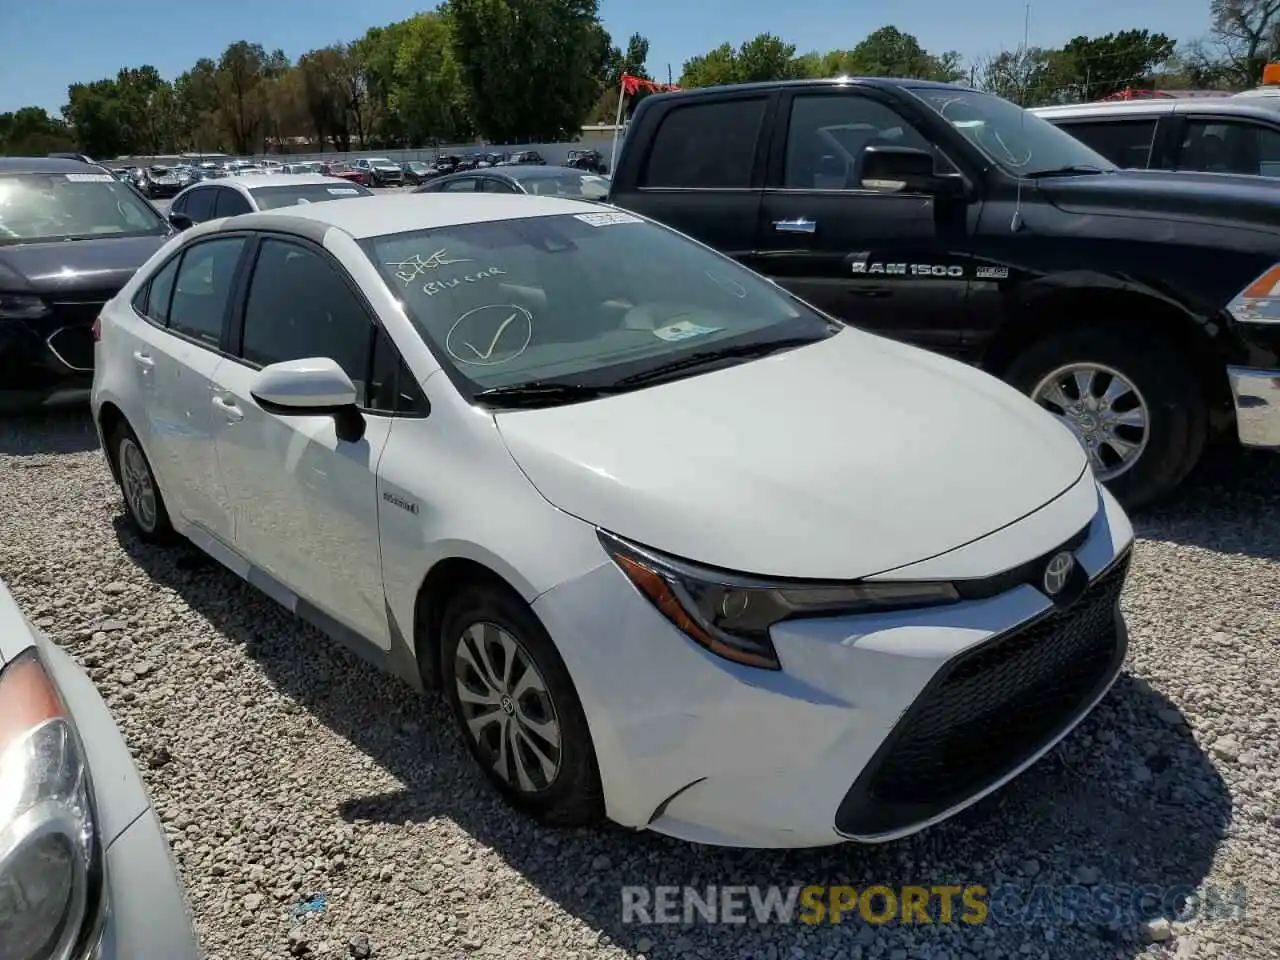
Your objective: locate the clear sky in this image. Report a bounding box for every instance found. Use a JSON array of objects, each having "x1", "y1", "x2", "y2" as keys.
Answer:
[{"x1": 0, "y1": 0, "x2": 1214, "y2": 115}]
